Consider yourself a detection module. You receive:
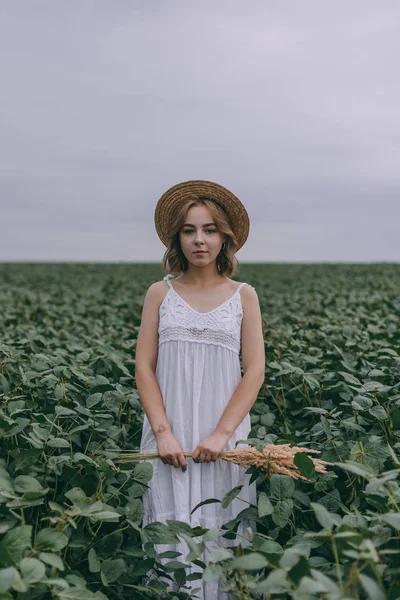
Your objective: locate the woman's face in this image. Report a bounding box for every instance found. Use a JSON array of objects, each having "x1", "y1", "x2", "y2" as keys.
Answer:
[{"x1": 179, "y1": 204, "x2": 224, "y2": 267}]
